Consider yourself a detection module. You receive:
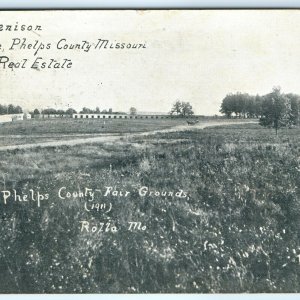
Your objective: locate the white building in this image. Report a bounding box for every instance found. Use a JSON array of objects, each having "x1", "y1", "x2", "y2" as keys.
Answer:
[
  {"x1": 0, "y1": 113, "x2": 31, "y2": 123},
  {"x1": 72, "y1": 113, "x2": 171, "y2": 119}
]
